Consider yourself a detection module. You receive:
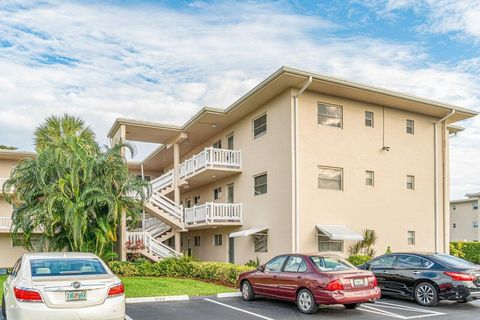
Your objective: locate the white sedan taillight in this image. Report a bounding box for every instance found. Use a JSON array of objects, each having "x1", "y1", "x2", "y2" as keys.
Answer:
[
  {"x1": 107, "y1": 283, "x2": 125, "y2": 298},
  {"x1": 14, "y1": 287, "x2": 44, "y2": 303}
]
